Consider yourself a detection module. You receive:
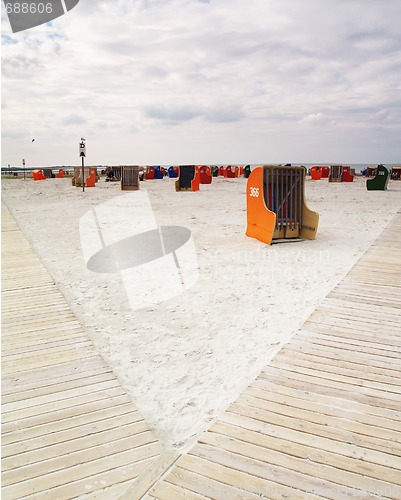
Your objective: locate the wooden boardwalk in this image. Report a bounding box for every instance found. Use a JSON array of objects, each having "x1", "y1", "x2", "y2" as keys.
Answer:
[
  {"x1": 146, "y1": 212, "x2": 401, "y2": 499},
  {"x1": 2, "y1": 204, "x2": 401, "y2": 499},
  {"x1": 1, "y1": 206, "x2": 179, "y2": 499}
]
